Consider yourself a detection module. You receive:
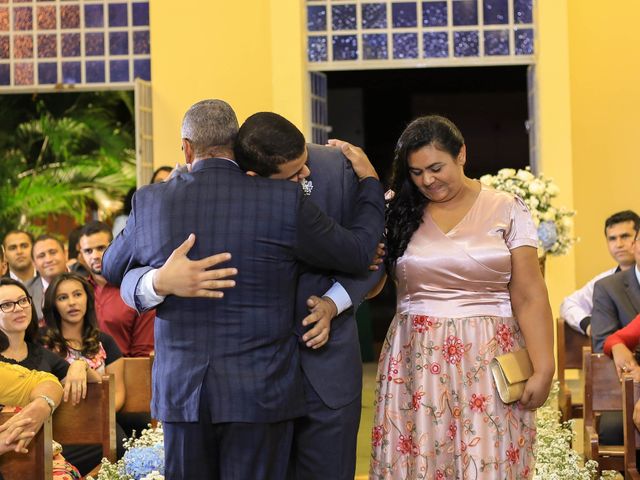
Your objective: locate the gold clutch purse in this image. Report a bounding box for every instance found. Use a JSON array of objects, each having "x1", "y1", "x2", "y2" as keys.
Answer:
[{"x1": 489, "y1": 348, "x2": 533, "y2": 404}]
